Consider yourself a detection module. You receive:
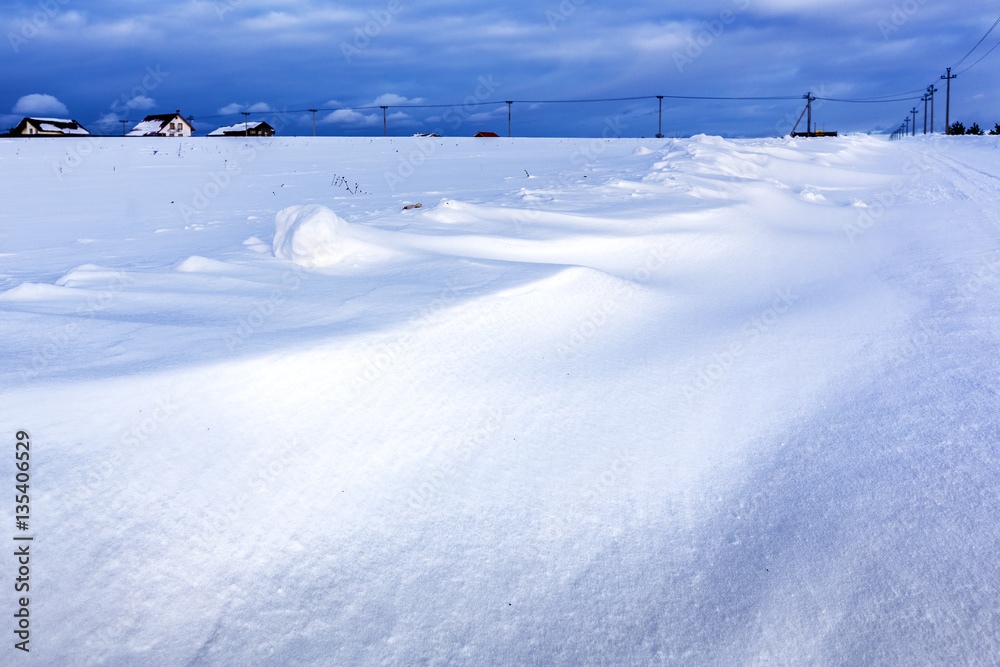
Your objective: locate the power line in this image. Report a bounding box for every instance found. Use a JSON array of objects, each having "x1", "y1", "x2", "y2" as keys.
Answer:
[
  {"x1": 953, "y1": 14, "x2": 1000, "y2": 68},
  {"x1": 816, "y1": 87, "x2": 927, "y2": 102},
  {"x1": 186, "y1": 91, "x2": 905, "y2": 124},
  {"x1": 509, "y1": 94, "x2": 800, "y2": 103},
  {"x1": 816, "y1": 94, "x2": 923, "y2": 103},
  {"x1": 955, "y1": 38, "x2": 1000, "y2": 74}
]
